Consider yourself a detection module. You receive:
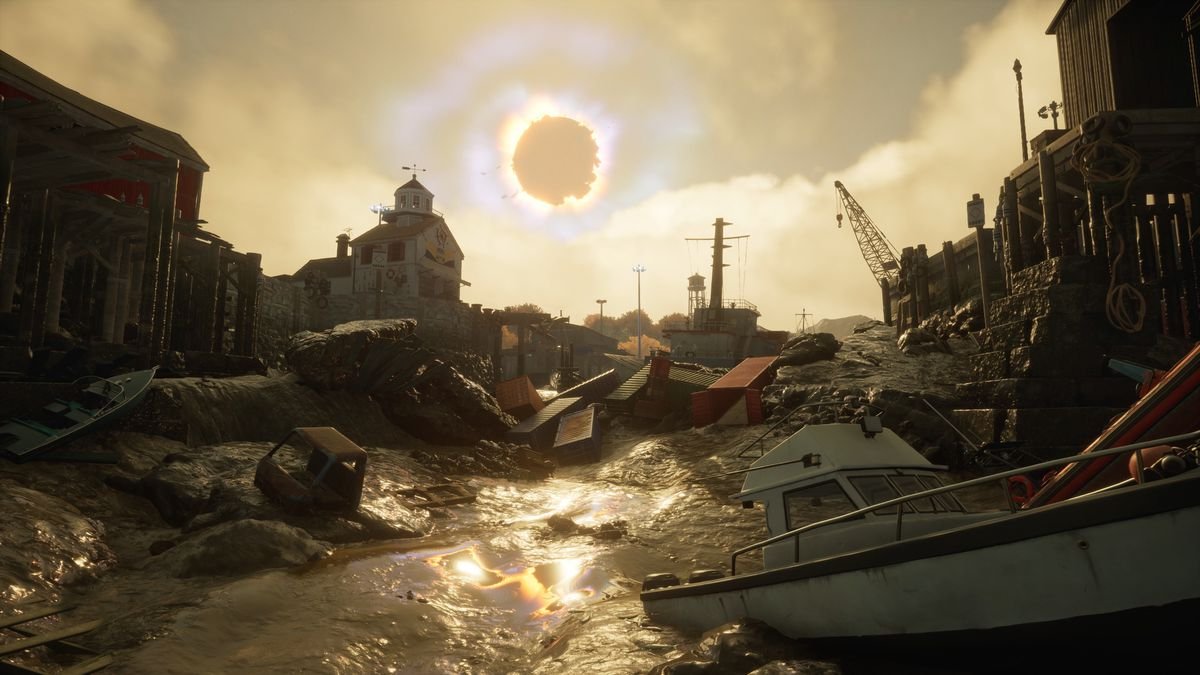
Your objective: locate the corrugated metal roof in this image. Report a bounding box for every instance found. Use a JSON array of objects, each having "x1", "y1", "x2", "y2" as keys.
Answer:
[
  {"x1": 508, "y1": 397, "x2": 583, "y2": 434},
  {"x1": 605, "y1": 364, "x2": 650, "y2": 402},
  {"x1": 710, "y1": 356, "x2": 777, "y2": 390},
  {"x1": 553, "y1": 369, "x2": 619, "y2": 404},
  {"x1": 667, "y1": 365, "x2": 722, "y2": 389}
]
